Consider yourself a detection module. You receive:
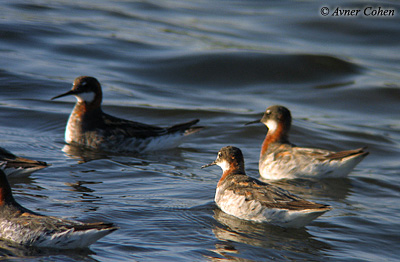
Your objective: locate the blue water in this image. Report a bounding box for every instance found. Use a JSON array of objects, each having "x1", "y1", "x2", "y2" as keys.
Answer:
[{"x1": 0, "y1": 0, "x2": 399, "y2": 261}]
